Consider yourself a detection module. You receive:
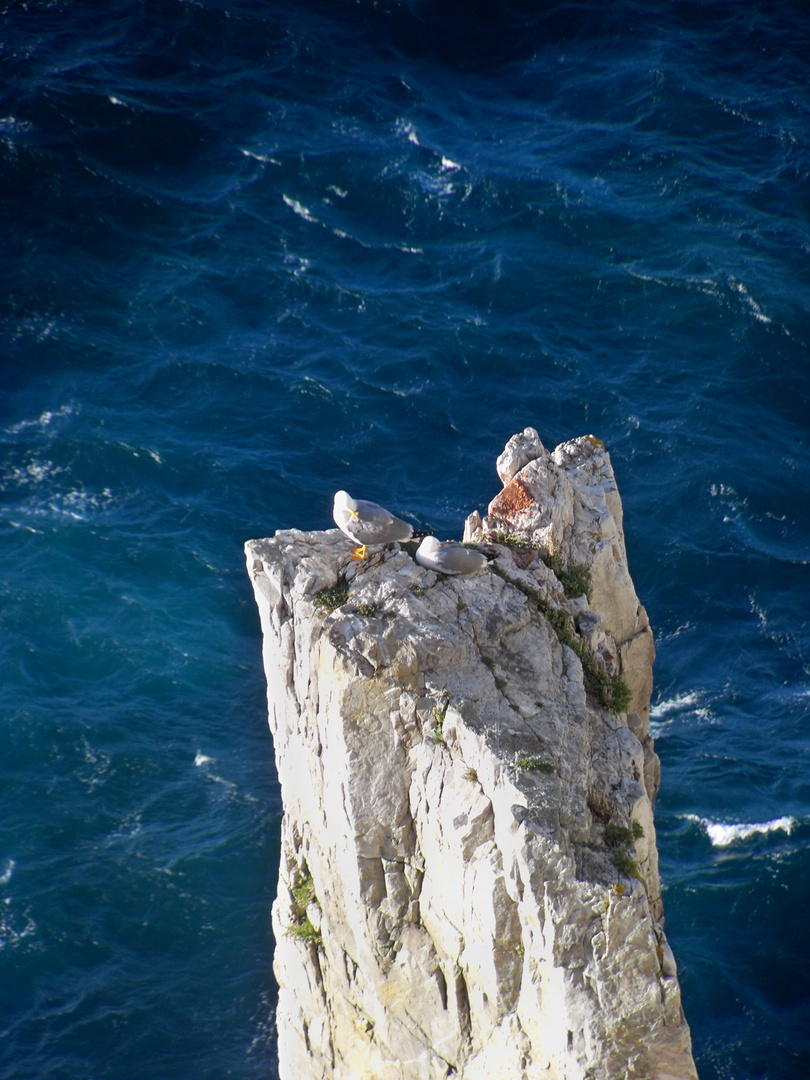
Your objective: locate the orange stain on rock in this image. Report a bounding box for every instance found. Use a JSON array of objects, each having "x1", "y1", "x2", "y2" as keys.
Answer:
[{"x1": 489, "y1": 476, "x2": 535, "y2": 517}]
